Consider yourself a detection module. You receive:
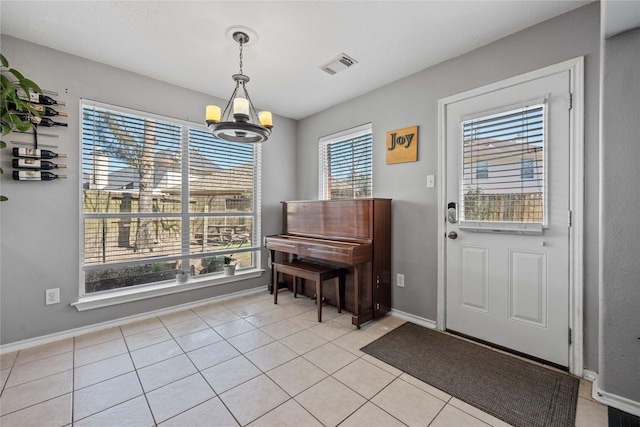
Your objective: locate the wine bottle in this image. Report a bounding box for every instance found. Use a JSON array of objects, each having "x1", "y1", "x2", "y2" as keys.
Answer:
[
  {"x1": 23, "y1": 103, "x2": 67, "y2": 117},
  {"x1": 12, "y1": 170, "x2": 67, "y2": 181},
  {"x1": 12, "y1": 147, "x2": 67, "y2": 159},
  {"x1": 12, "y1": 158, "x2": 67, "y2": 170},
  {"x1": 8, "y1": 102, "x2": 67, "y2": 117},
  {"x1": 28, "y1": 116, "x2": 68, "y2": 127},
  {"x1": 17, "y1": 90, "x2": 66, "y2": 106}
]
